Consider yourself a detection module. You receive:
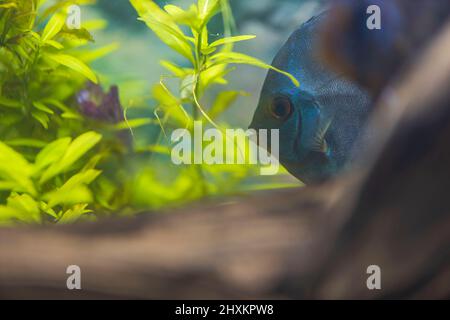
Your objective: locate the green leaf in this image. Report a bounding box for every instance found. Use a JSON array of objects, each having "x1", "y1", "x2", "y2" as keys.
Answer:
[
  {"x1": 201, "y1": 46, "x2": 216, "y2": 55},
  {"x1": 130, "y1": 0, "x2": 194, "y2": 63},
  {"x1": 112, "y1": 118, "x2": 157, "y2": 130},
  {"x1": 0, "y1": 142, "x2": 35, "y2": 195},
  {"x1": 0, "y1": 142, "x2": 33, "y2": 176},
  {"x1": 47, "y1": 53, "x2": 98, "y2": 83},
  {"x1": 83, "y1": 19, "x2": 108, "y2": 31},
  {"x1": 31, "y1": 111, "x2": 50, "y2": 129},
  {"x1": 208, "y1": 35, "x2": 256, "y2": 48},
  {"x1": 139, "y1": 144, "x2": 172, "y2": 155},
  {"x1": 152, "y1": 83, "x2": 191, "y2": 127},
  {"x1": 34, "y1": 137, "x2": 71, "y2": 174},
  {"x1": 40, "y1": 132, "x2": 102, "y2": 184},
  {"x1": 0, "y1": 181, "x2": 18, "y2": 191},
  {"x1": 42, "y1": 12, "x2": 66, "y2": 42},
  {"x1": 163, "y1": 4, "x2": 185, "y2": 16},
  {"x1": 6, "y1": 193, "x2": 41, "y2": 223},
  {"x1": 242, "y1": 182, "x2": 303, "y2": 192},
  {"x1": 58, "y1": 204, "x2": 91, "y2": 224},
  {"x1": 59, "y1": 169, "x2": 101, "y2": 192},
  {"x1": 40, "y1": 201, "x2": 58, "y2": 219},
  {"x1": 160, "y1": 60, "x2": 192, "y2": 78},
  {"x1": 0, "y1": 2, "x2": 17, "y2": 9},
  {"x1": 0, "y1": 206, "x2": 24, "y2": 225},
  {"x1": 44, "y1": 39, "x2": 64, "y2": 49},
  {"x1": 180, "y1": 73, "x2": 196, "y2": 100},
  {"x1": 200, "y1": 64, "x2": 233, "y2": 91},
  {"x1": 0, "y1": 96, "x2": 22, "y2": 109},
  {"x1": 59, "y1": 26, "x2": 95, "y2": 42},
  {"x1": 209, "y1": 52, "x2": 300, "y2": 87},
  {"x1": 33, "y1": 101, "x2": 54, "y2": 114},
  {"x1": 44, "y1": 99, "x2": 82, "y2": 120},
  {"x1": 198, "y1": 0, "x2": 220, "y2": 21},
  {"x1": 5, "y1": 139, "x2": 48, "y2": 148},
  {"x1": 163, "y1": 4, "x2": 200, "y2": 28},
  {"x1": 44, "y1": 169, "x2": 101, "y2": 207},
  {"x1": 14, "y1": 44, "x2": 33, "y2": 62},
  {"x1": 144, "y1": 17, "x2": 194, "y2": 62}
]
